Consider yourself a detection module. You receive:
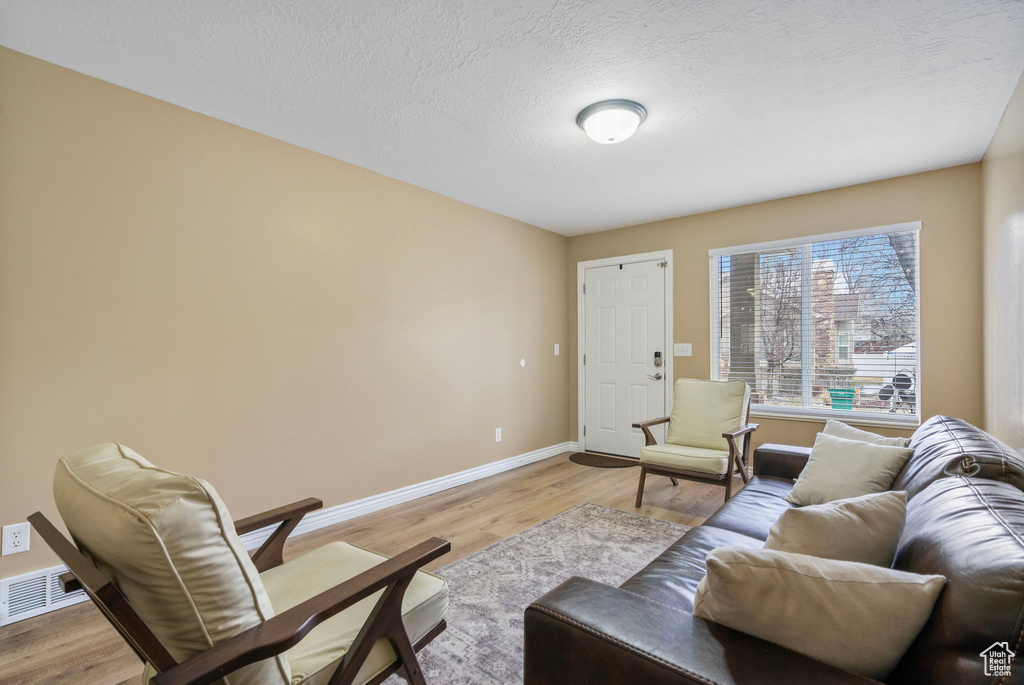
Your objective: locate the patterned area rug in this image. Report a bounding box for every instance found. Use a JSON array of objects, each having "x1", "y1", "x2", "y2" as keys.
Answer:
[{"x1": 386, "y1": 502, "x2": 689, "y2": 684}]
